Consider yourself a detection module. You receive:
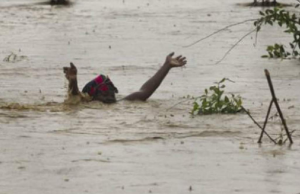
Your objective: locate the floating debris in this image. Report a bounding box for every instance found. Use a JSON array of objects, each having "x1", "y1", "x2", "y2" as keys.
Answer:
[{"x1": 3, "y1": 52, "x2": 27, "y2": 63}]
